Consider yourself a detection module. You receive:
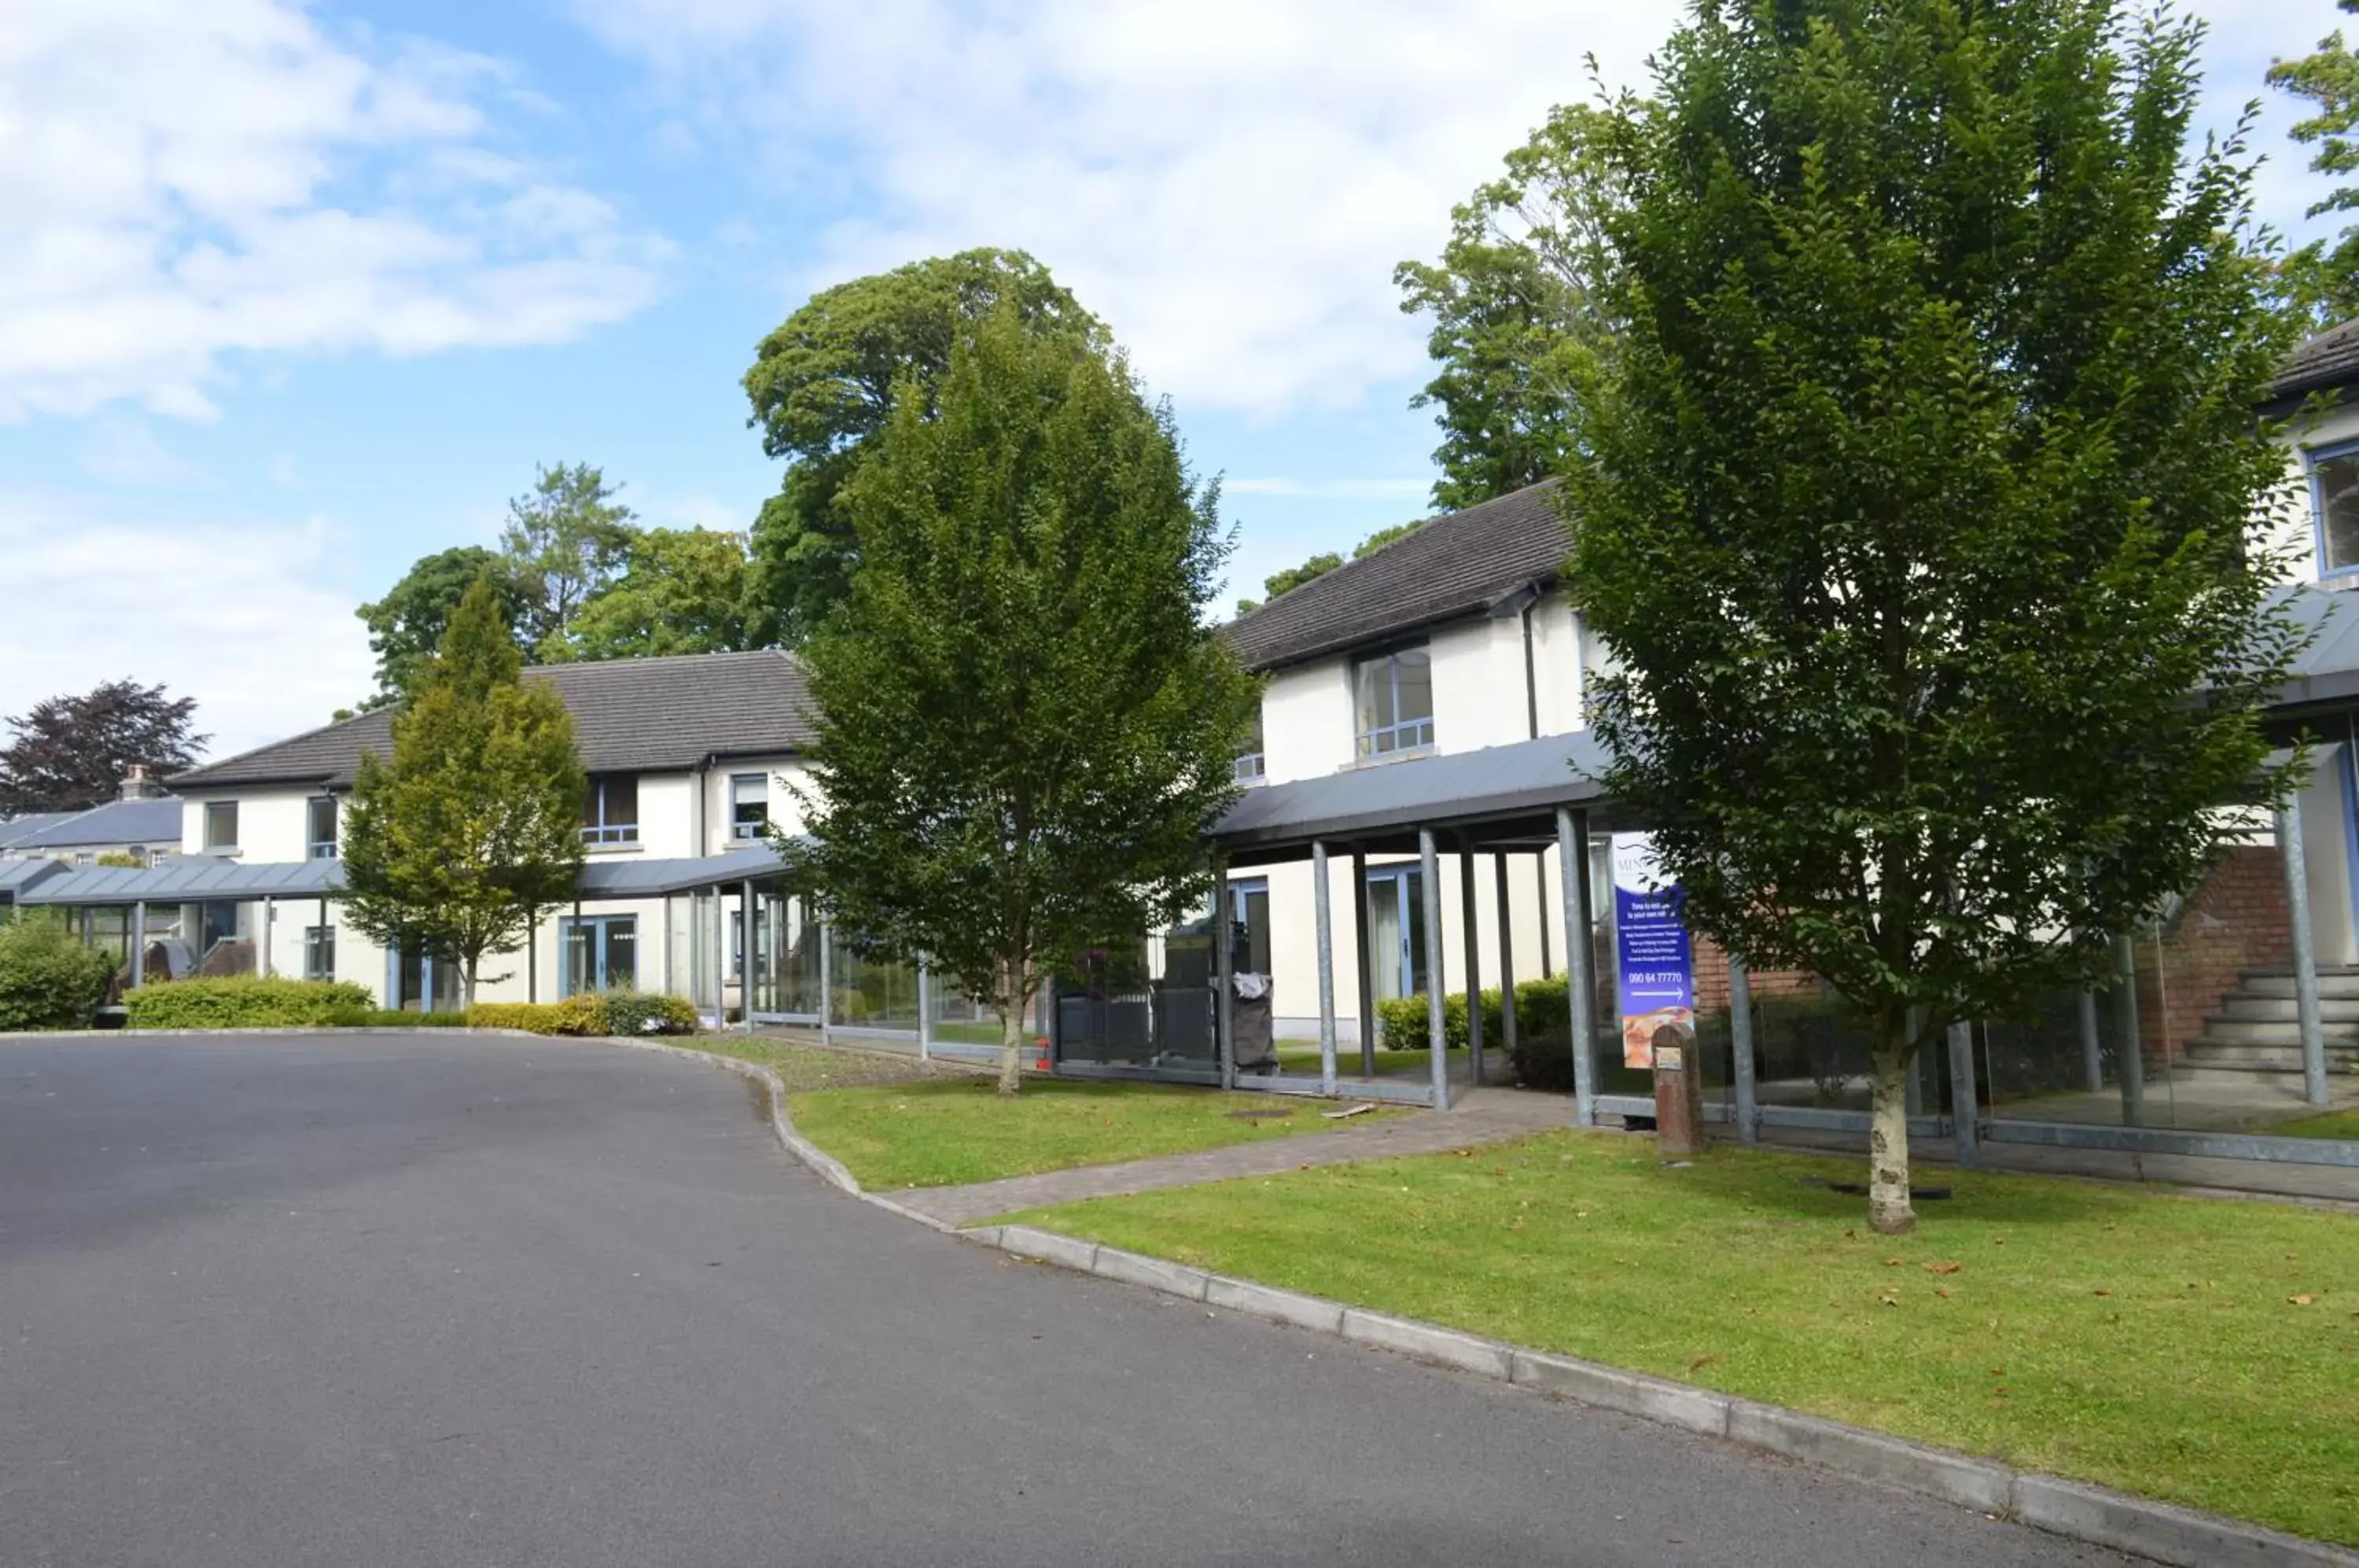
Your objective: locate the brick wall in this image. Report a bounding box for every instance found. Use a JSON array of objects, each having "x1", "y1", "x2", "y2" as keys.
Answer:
[{"x1": 2133, "y1": 845, "x2": 2291, "y2": 1065}]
